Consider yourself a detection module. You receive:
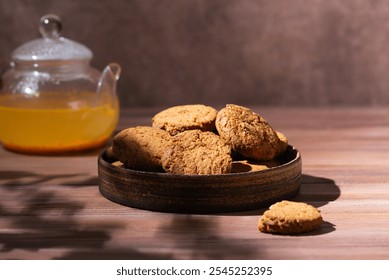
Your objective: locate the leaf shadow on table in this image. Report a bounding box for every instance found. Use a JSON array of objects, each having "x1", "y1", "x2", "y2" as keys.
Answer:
[
  {"x1": 0, "y1": 185, "x2": 112, "y2": 258},
  {"x1": 59, "y1": 214, "x2": 260, "y2": 260},
  {"x1": 0, "y1": 170, "x2": 174, "y2": 260},
  {"x1": 0, "y1": 185, "x2": 260, "y2": 259},
  {"x1": 0, "y1": 170, "x2": 93, "y2": 187},
  {"x1": 155, "y1": 214, "x2": 260, "y2": 259}
]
